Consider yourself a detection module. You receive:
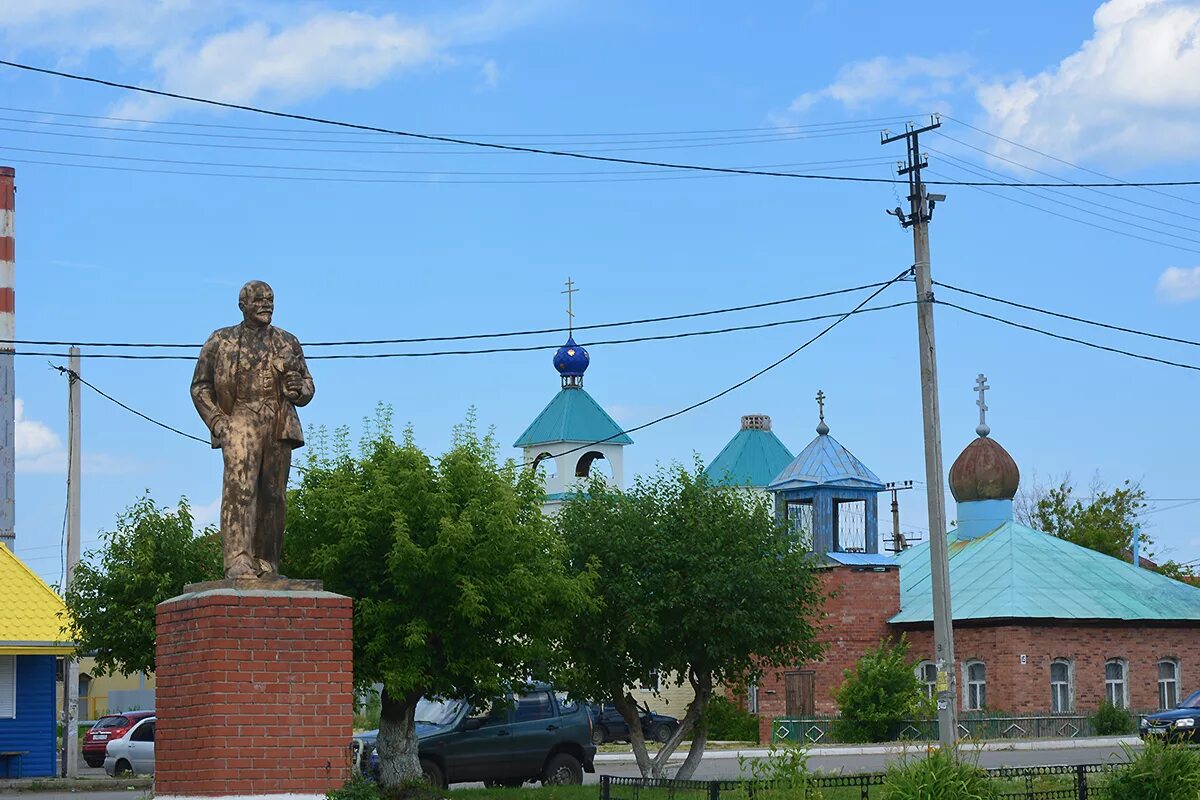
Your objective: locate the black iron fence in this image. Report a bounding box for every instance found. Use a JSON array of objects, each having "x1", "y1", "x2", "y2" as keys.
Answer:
[{"x1": 601, "y1": 763, "x2": 1114, "y2": 800}]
